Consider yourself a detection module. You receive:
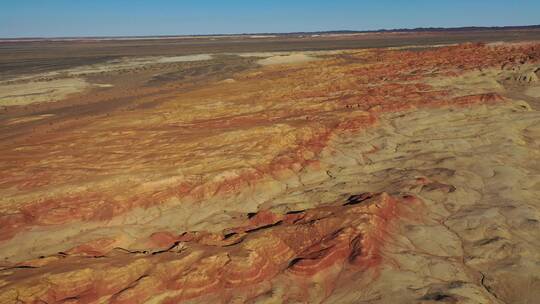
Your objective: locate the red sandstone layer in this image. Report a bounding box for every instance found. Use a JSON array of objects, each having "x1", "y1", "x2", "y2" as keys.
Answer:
[
  {"x1": 1, "y1": 43, "x2": 538, "y2": 246},
  {"x1": 0, "y1": 193, "x2": 419, "y2": 303},
  {"x1": 1, "y1": 42, "x2": 540, "y2": 303}
]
